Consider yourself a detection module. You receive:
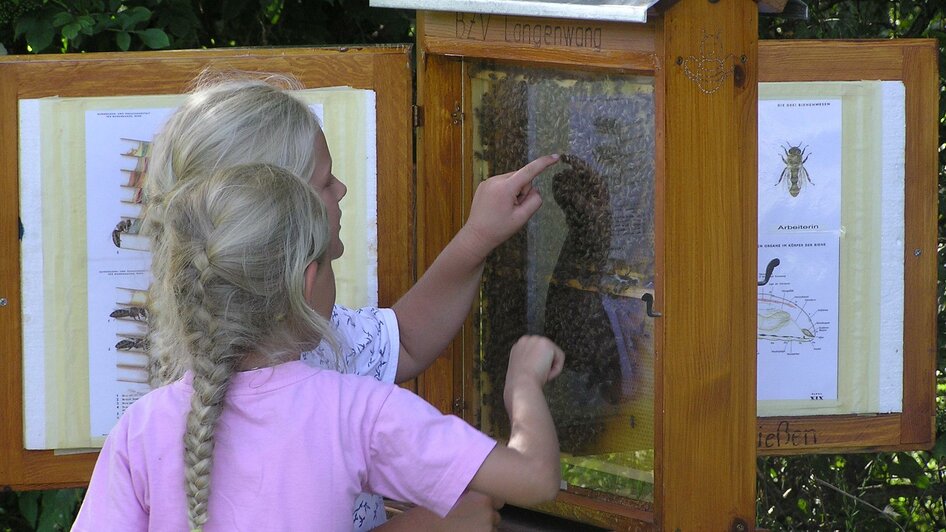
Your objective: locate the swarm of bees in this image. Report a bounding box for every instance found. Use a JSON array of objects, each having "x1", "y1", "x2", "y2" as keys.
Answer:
[{"x1": 472, "y1": 64, "x2": 656, "y2": 453}]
